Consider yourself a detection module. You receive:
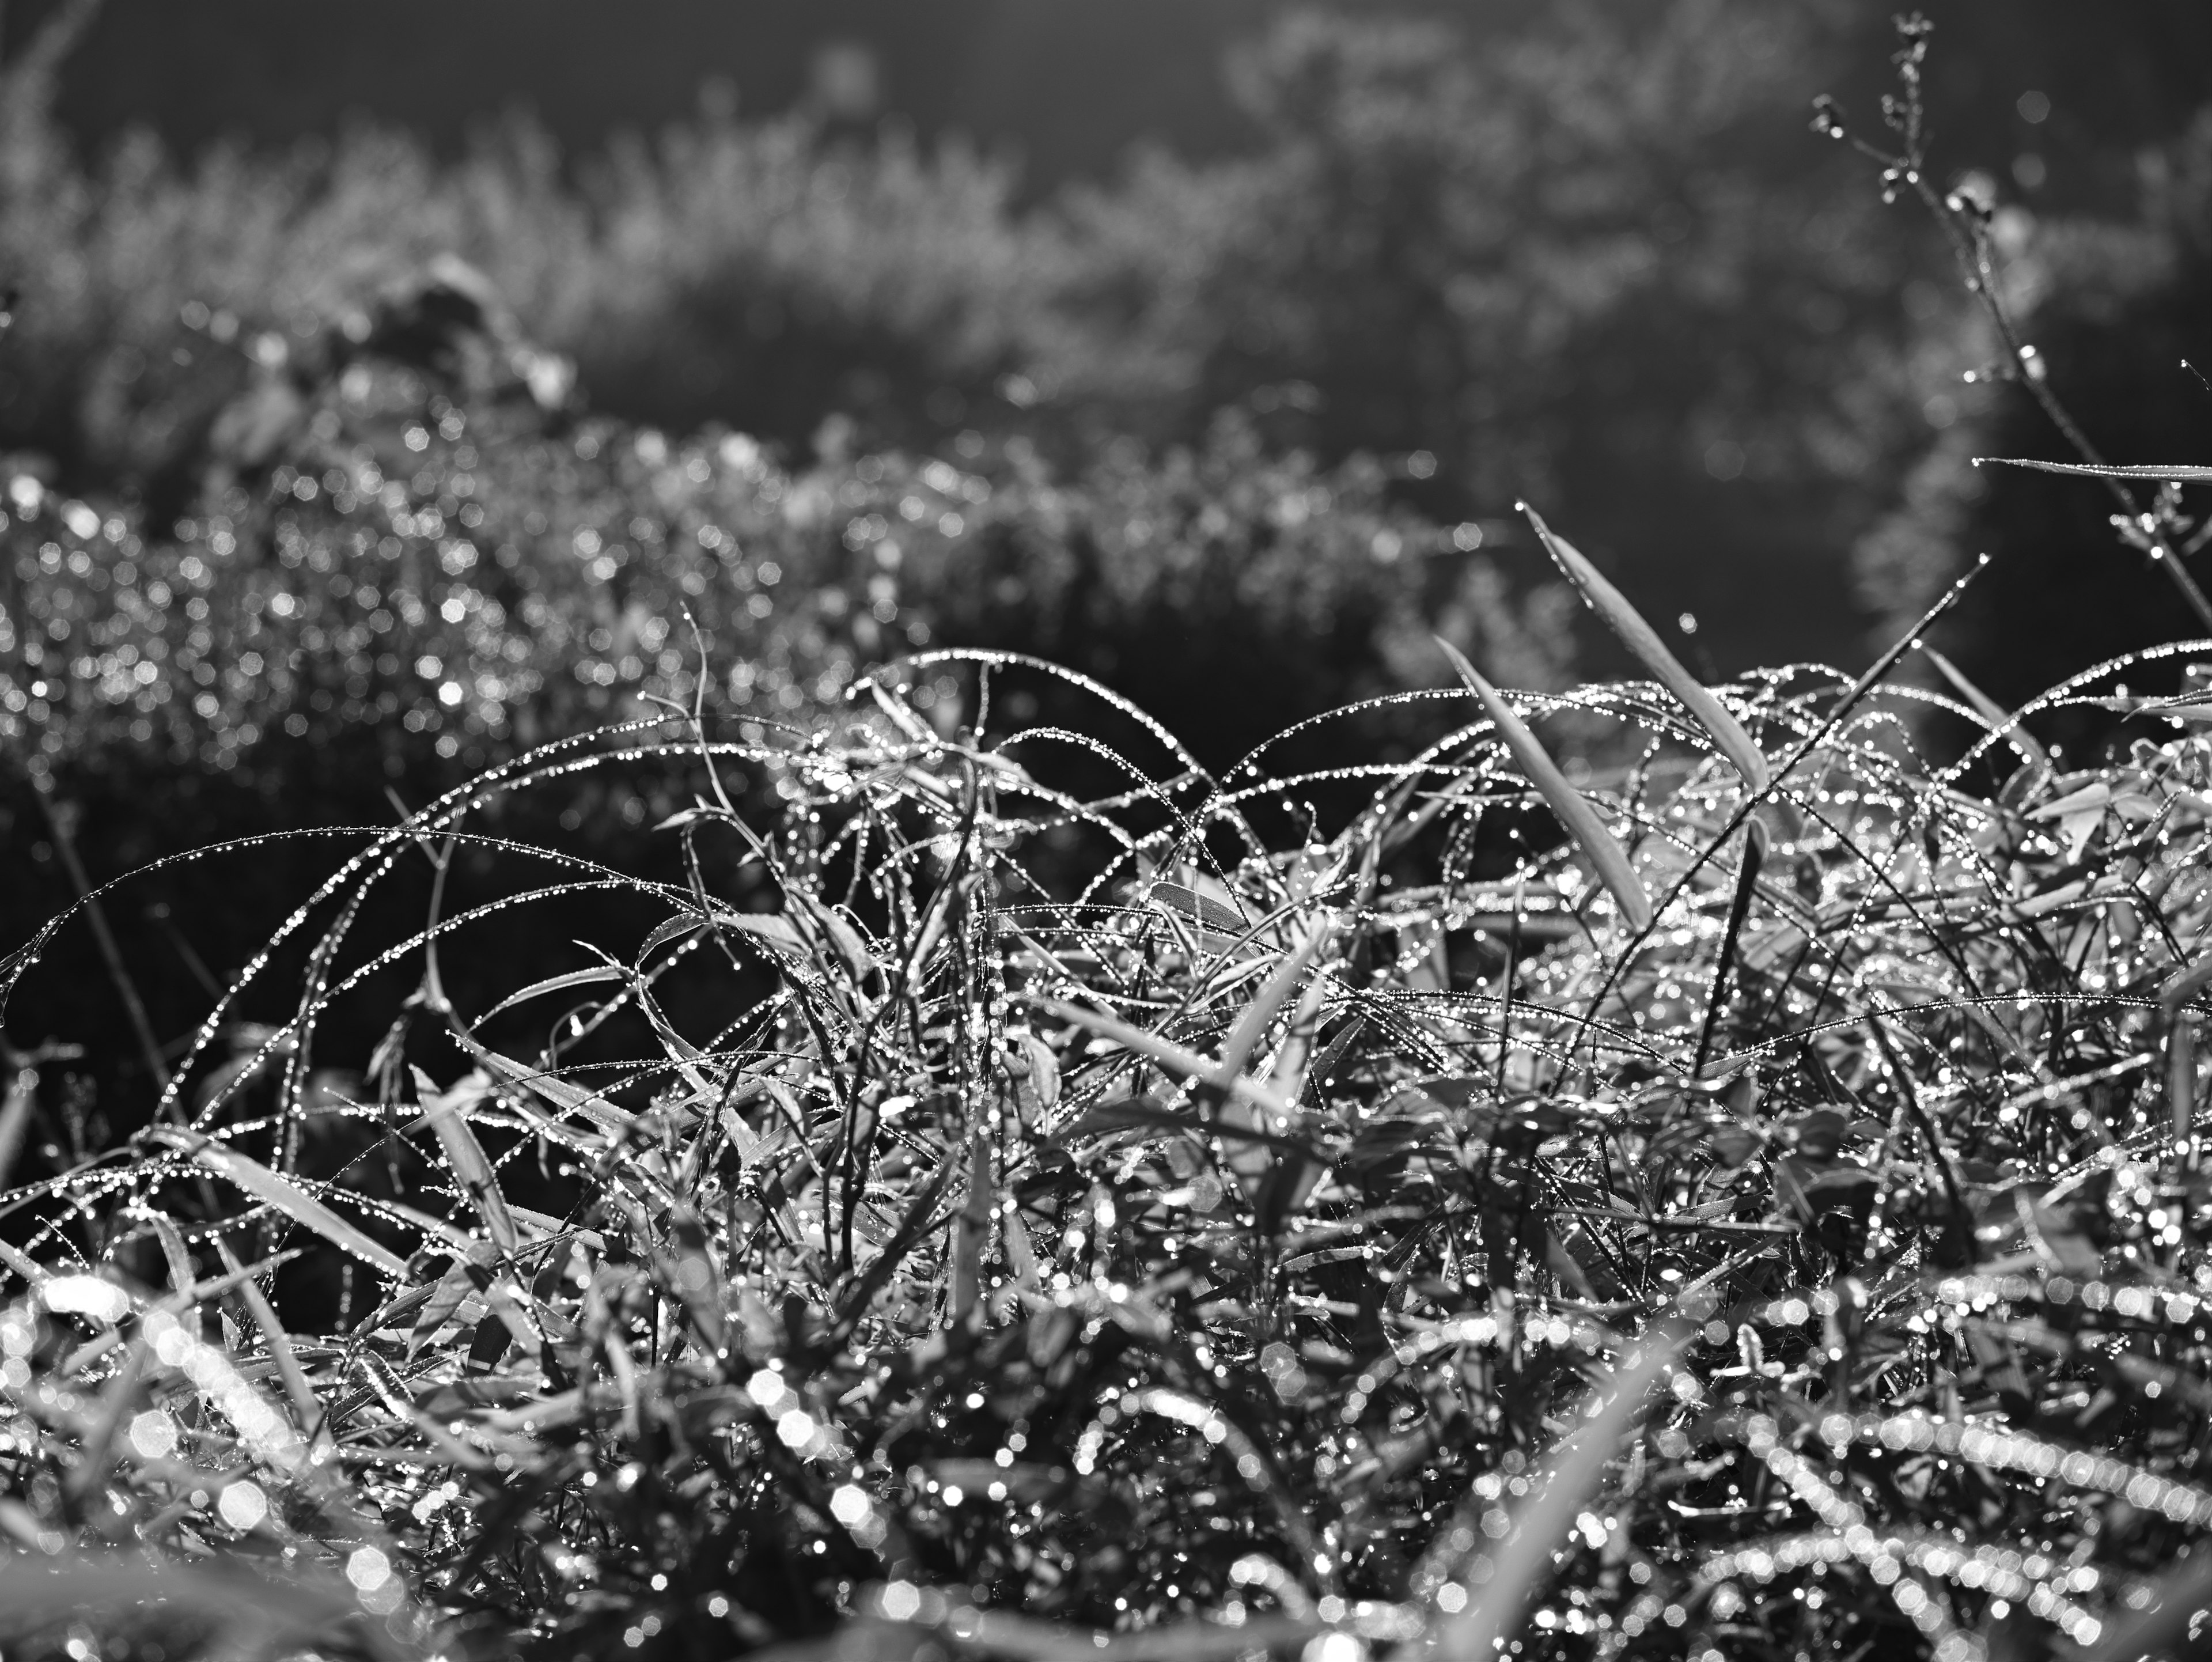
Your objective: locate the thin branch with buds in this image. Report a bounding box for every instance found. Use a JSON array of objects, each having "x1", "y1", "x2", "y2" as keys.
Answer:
[{"x1": 1812, "y1": 13, "x2": 2212, "y2": 632}]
